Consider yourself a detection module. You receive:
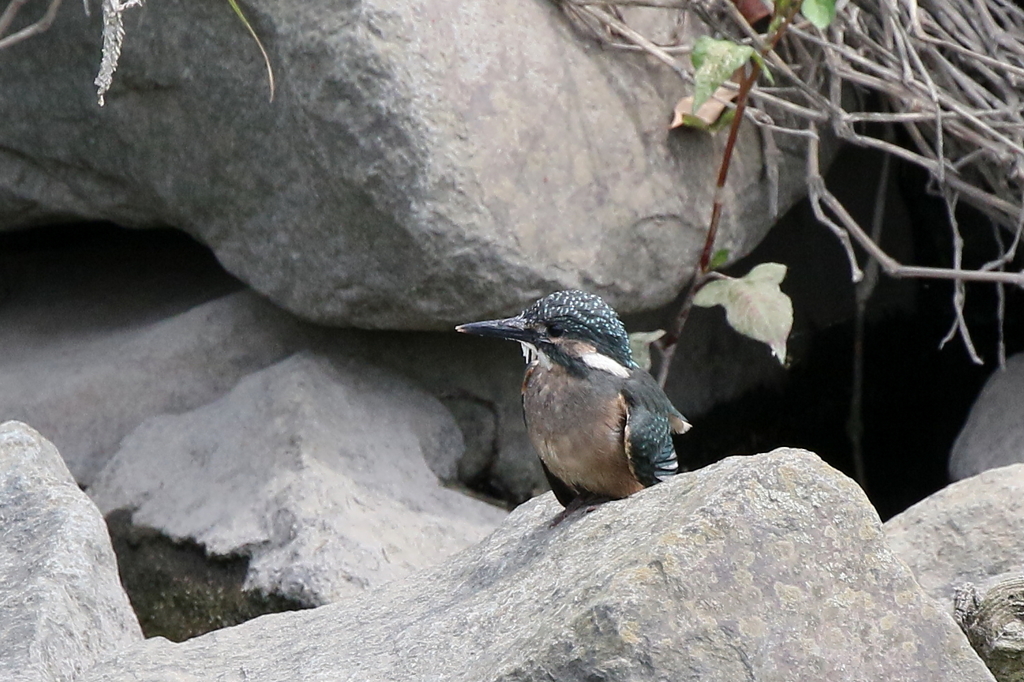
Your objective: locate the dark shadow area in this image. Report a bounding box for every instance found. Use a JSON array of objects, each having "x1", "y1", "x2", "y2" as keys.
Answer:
[
  {"x1": 673, "y1": 149, "x2": 1024, "y2": 521},
  {"x1": 0, "y1": 221, "x2": 242, "y2": 335},
  {"x1": 106, "y1": 510, "x2": 310, "y2": 642}
]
